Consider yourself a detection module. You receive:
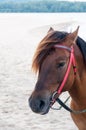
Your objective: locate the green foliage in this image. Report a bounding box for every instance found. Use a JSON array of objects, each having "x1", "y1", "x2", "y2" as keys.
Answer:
[{"x1": 0, "y1": 1, "x2": 86, "y2": 12}]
